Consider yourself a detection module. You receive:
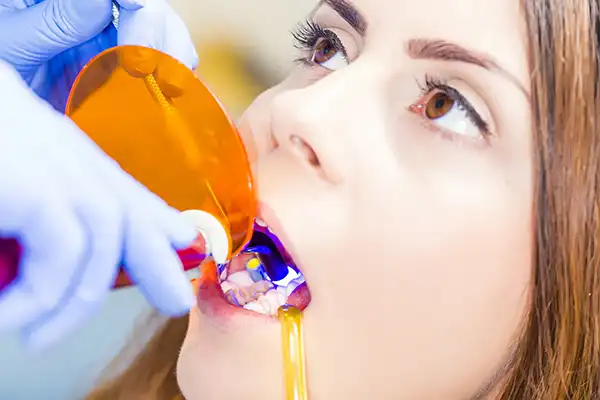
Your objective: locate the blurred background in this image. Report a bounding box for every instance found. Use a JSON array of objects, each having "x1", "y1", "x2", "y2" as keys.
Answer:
[{"x1": 0, "y1": 0, "x2": 316, "y2": 398}]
